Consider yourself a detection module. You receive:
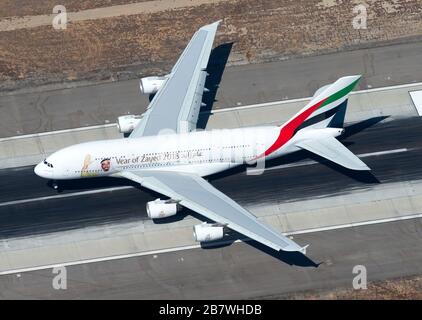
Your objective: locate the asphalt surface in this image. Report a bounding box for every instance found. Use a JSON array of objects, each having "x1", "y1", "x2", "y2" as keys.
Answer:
[
  {"x1": 0, "y1": 117, "x2": 421, "y2": 239},
  {"x1": 0, "y1": 218, "x2": 421, "y2": 299},
  {"x1": 1, "y1": 41, "x2": 422, "y2": 137}
]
